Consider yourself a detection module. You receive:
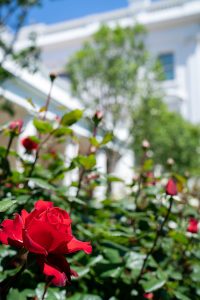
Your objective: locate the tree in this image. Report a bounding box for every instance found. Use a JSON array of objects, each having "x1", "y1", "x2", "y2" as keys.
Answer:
[
  {"x1": 133, "y1": 96, "x2": 200, "y2": 174},
  {"x1": 67, "y1": 24, "x2": 153, "y2": 135},
  {"x1": 0, "y1": 0, "x2": 41, "y2": 80},
  {"x1": 67, "y1": 24, "x2": 162, "y2": 194}
]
